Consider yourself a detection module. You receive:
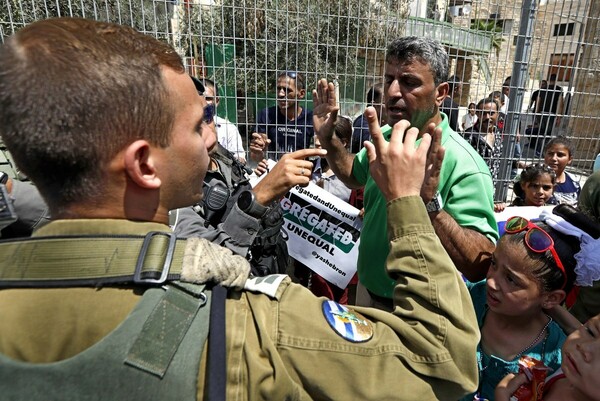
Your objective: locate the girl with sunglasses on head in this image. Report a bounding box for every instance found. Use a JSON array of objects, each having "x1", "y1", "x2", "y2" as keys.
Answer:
[
  {"x1": 462, "y1": 214, "x2": 581, "y2": 401},
  {"x1": 512, "y1": 163, "x2": 557, "y2": 207}
]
